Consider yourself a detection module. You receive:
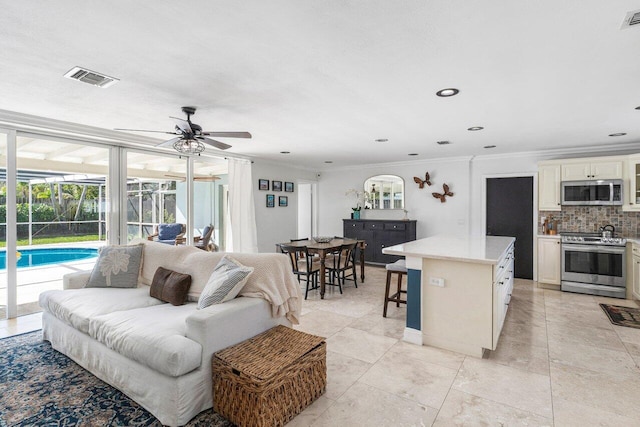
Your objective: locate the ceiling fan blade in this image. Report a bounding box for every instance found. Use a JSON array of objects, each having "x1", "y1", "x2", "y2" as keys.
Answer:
[
  {"x1": 201, "y1": 131, "x2": 252, "y2": 139},
  {"x1": 198, "y1": 137, "x2": 232, "y2": 150},
  {"x1": 115, "y1": 128, "x2": 178, "y2": 134},
  {"x1": 170, "y1": 117, "x2": 192, "y2": 134},
  {"x1": 156, "y1": 136, "x2": 183, "y2": 148}
]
